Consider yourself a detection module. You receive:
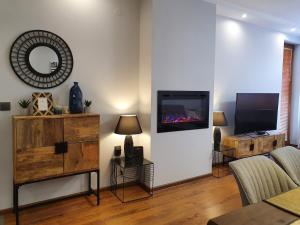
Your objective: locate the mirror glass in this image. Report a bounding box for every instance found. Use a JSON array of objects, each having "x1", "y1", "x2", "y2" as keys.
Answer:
[{"x1": 29, "y1": 46, "x2": 59, "y2": 74}]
